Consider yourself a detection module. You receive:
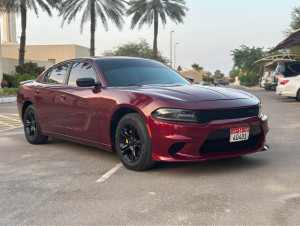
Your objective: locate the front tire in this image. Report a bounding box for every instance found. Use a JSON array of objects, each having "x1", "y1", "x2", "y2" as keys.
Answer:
[
  {"x1": 24, "y1": 105, "x2": 48, "y2": 144},
  {"x1": 115, "y1": 113, "x2": 155, "y2": 171}
]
